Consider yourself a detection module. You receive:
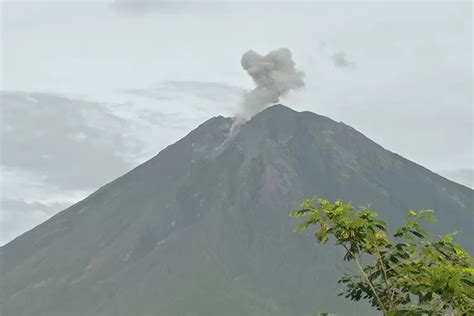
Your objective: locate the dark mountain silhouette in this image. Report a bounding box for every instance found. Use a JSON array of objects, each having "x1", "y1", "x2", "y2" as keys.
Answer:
[{"x1": 1, "y1": 105, "x2": 472, "y2": 315}]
